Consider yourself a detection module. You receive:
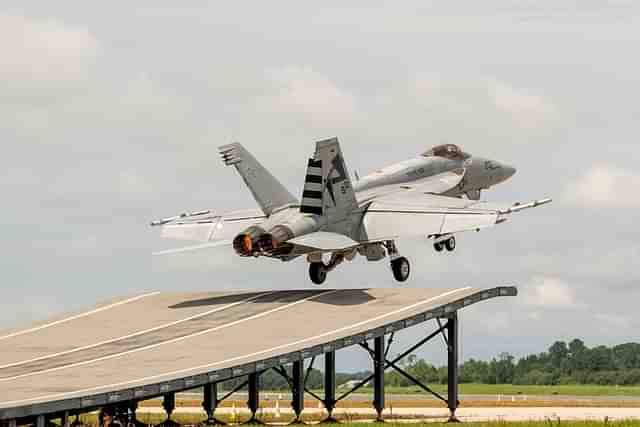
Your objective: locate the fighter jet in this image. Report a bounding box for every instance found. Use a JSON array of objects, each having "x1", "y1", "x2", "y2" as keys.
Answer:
[{"x1": 151, "y1": 138, "x2": 550, "y2": 284}]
